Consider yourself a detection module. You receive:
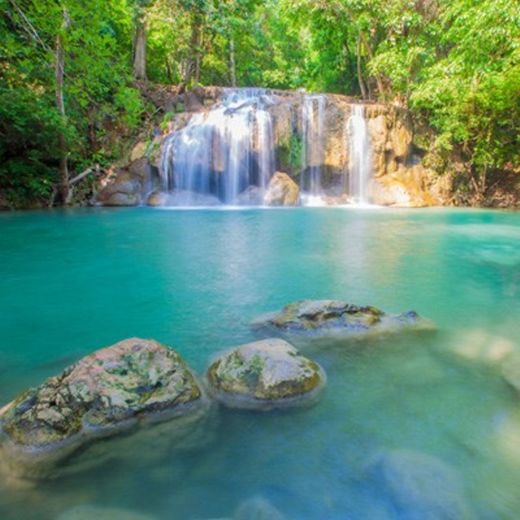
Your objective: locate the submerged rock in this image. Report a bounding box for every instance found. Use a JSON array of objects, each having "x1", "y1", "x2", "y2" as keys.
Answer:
[
  {"x1": 234, "y1": 497, "x2": 287, "y2": 520},
  {"x1": 57, "y1": 504, "x2": 157, "y2": 520},
  {"x1": 264, "y1": 172, "x2": 300, "y2": 206},
  {"x1": 252, "y1": 300, "x2": 432, "y2": 340},
  {"x1": 367, "y1": 449, "x2": 472, "y2": 520},
  {"x1": 0, "y1": 338, "x2": 208, "y2": 477},
  {"x1": 206, "y1": 338, "x2": 325, "y2": 410},
  {"x1": 502, "y1": 353, "x2": 520, "y2": 394}
]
